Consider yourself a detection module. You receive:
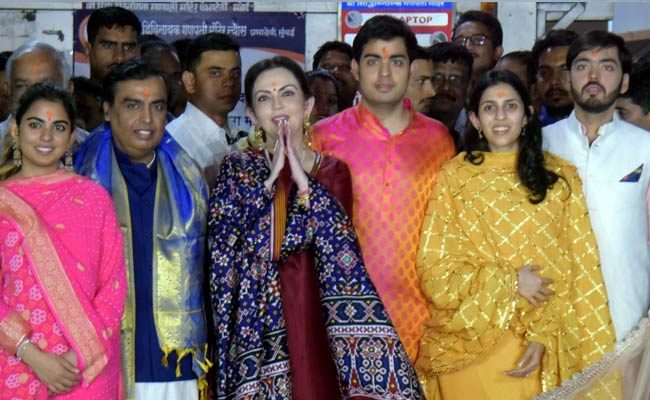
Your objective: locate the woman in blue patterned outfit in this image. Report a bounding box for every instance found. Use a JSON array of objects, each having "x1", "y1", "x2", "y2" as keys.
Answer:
[{"x1": 207, "y1": 56, "x2": 423, "y2": 400}]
